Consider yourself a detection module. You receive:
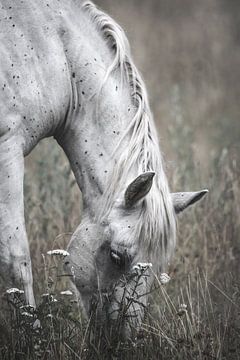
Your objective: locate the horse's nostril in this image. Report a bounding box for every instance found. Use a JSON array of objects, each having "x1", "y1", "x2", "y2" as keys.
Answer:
[
  {"x1": 110, "y1": 250, "x2": 121, "y2": 264},
  {"x1": 110, "y1": 249, "x2": 131, "y2": 267}
]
